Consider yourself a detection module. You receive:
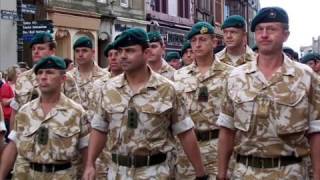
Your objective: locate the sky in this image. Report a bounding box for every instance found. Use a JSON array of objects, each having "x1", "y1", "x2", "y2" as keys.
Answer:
[{"x1": 260, "y1": 0, "x2": 320, "y2": 53}]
